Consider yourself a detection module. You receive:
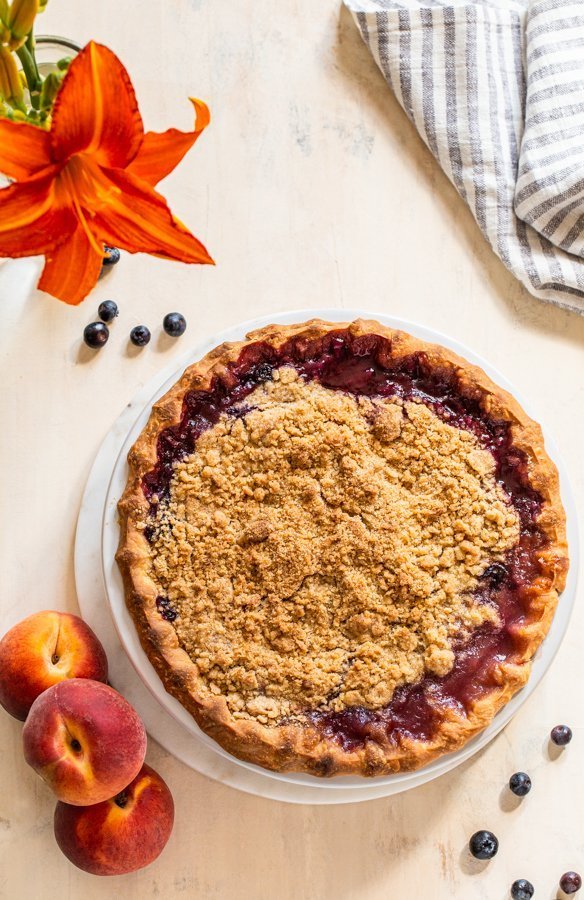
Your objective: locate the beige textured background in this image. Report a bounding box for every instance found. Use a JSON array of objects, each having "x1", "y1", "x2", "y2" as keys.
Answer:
[{"x1": 0, "y1": 1, "x2": 582, "y2": 898}]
